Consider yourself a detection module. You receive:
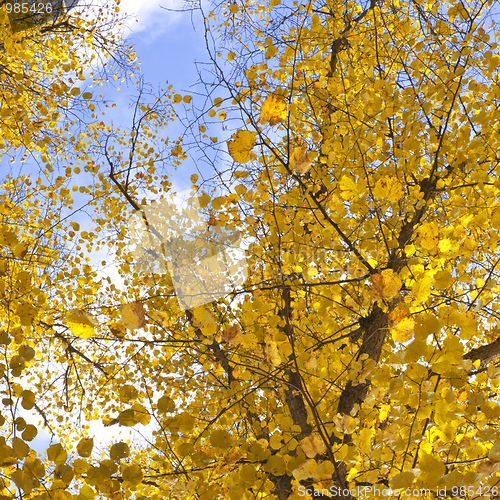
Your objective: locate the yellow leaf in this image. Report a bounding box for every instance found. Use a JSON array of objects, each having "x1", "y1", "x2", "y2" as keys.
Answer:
[
  {"x1": 117, "y1": 409, "x2": 137, "y2": 427},
  {"x1": 191, "y1": 306, "x2": 218, "y2": 336},
  {"x1": 299, "y1": 433, "x2": 326, "y2": 459},
  {"x1": 47, "y1": 443, "x2": 67, "y2": 465},
  {"x1": 132, "y1": 403, "x2": 151, "y2": 425},
  {"x1": 121, "y1": 302, "x2": 146, "y2": 330},
  {"x1": 78, "y1": 485, "x2": 95, "y2": 500},
  {"x1": 227, "y1": 129, "x2": 257, "y2": 163},
  {"x1": 291, "y1": 459, "x2": 319, "y2": 481},
  {"x1": 65, "y1": 309, "x2": 98, "y2": 339},
  {"x1": 77, "y1": 438, "x2": 94, "y2": 458},
  {"x1": 108, "y1": 321, "x2": 126, "y2": 340},
  {"x1": 22, "y1": 425, "x2": 37, "y2": 441},
  {"x1": 12, "y1": 437, "x2": 30, "y2": 459},
  {"x1": 418, "y1": 222, "x2": 440, "y2": 250},
  {"x1": 234, "y1": 170, "x2": 249, "y2": 179},
  {"x1": 74, "y1": 458, "x2": 91, "y2": 474},
  {"x1": 9, "y1": 470, "x2": 33, "y2": 494},
  {"x1": 373, "y1": 175, "x2": 404, "y2": 202},
  {"x1": 222, "y1": 324, "x2": 242, "y2": 345},
  {"x1": 411, "y1": 275, "x2": 433, "y2": 304},
  {"x1": 339, "y1": 175, "x2": 360, "y2": 202},
  {"x1": 86, "y1": 463, "x2": 112, "y2": 486},
  {"x1": 419, "y1": 452, "x2": 446, "y2": 476},
  {"x1": 438, "y1": 238, "x2": 452, "y2": 253},
  {"x1": 290, "y1": 145, "x2": 311, "y2": 173},
  {"x1": 110, "y1": 442, "x2": 130, "y2": 462},
  {"x1": 20, "y1": 390, "x2": 35, "y2": 410},
  {"x1": 259, "y1": 93, "x2": 287, "y2": 126},
  {"x1": 177, "y1": 441, "x2": 195, "y2": 457},
  {"x1": 157, "y1": 395, "x2": 175, "y2": 413},
  {"x1": 122, "y1": 464, "x2": 143, "y2": 487},
  {"x1": 333, "y1": 414, "x2": 359, "y2": 434},
  {"x1": 389, "y1": 471, "x2": 415, "y2": 489},
  {"x1": 371, "y1": 269, "x2": 402, "y2": 302},
  {"x1": 210, "y1": 429, "x2": 232, "y2": 449},
  {"x1": 266, "y1": 341, "x2": 281, "y2": 366},
  {"x1": 119, "y1": 384, "x2": 139, "y2": 403},
  {"x1": 358, "y1": 427, "x2": 373, "y2": 455},
  {"x1": 16, "y1": 301, "x2": 36, "y2": 326},
  {"x1": 389, "y1": 309, "x2": 415, "y2": 343},
  {"x1": 198, "y1": 192, "x2": 211, "y2": 208}
]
